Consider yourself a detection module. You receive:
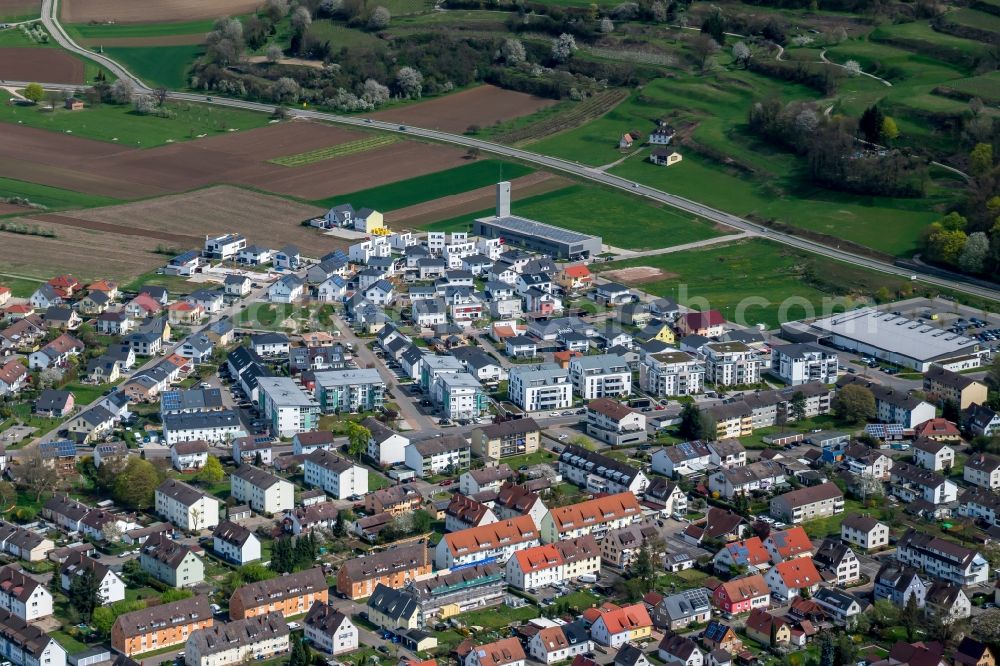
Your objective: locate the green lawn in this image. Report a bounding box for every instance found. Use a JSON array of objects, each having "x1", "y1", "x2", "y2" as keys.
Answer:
[
  {"x1": 61, "y1": 382, "x2": 111, "y2": 405},
  {"x1": 368, "y1": 470, "x2": 390, "y2": 491},
  {"x1": 103, "y1": 45, "x2": 203, "y2": 89},
  {"x1": 0, "y1": 91, "x2": 269, "y2": 147},
  {"x1": 50, "y1": 630, "x2": 90, "y2": 653},
  {"x1": 0, "y1": 276, "x2": 43, "y2": 297},
  {"x1": 306, "y1": 20, "x2": 386, "y2": 48},
  {"x1": 457, "y1": 604, "x2": 540, "y2": 629},
  {"x1": 499, "y1": 449, "x2": 556, "y2": 469},
  {"x1": 122, "y1": 270, "x2": 197, "y2": 296},
  {"x1": 593, "y1": 238, "x2": 915, "y2": 328},
  {"x1": 941, "y1": 71, "x2": 1000, "y2": 103},
  {"x1": 313, "y1": 159, "x2": 533, "y2": 211},
  {"x1": 423, "y1": 182, "x2": 726, "y2": 250},
  {"x1": 0, "y1": 176, "x2": 121, "y2": 210}
]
